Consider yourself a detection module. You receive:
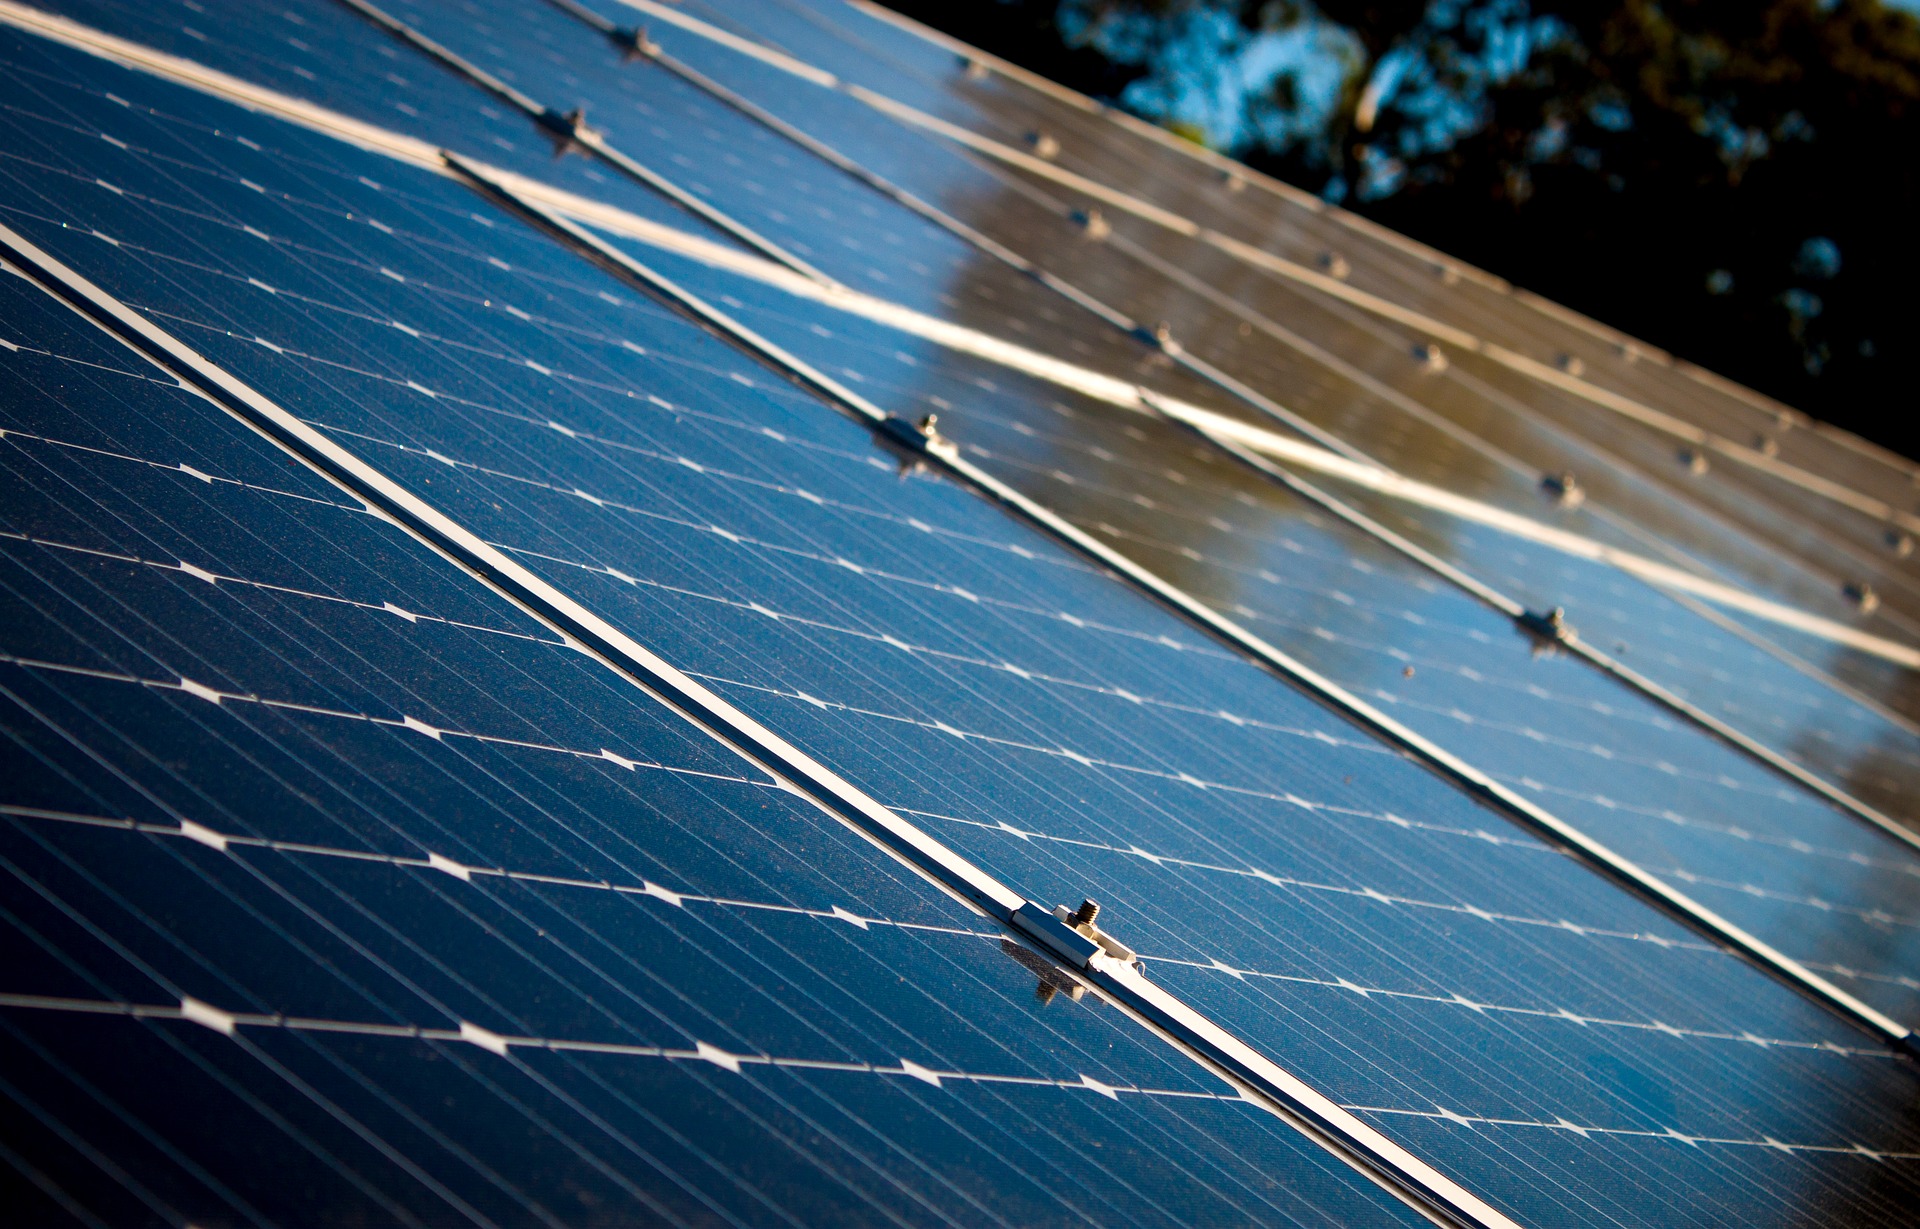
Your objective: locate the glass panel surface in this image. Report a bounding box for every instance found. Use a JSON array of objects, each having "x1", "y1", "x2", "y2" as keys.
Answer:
[
  {"x1": 475, "y1": 5, "x2": 1920, "y2": 823},
  {"x1": 6, "y1": 33, "x2": 1918, "y2": 1228},
  {"x1": 712, "y1": 0, "x2": 1920, "y2": 515},
  {"x1": 617, "y1": 0, "x2": 1920, "y2": 639},
  {"x1": 0, "y1": 72, "x2": 1451, "y2": 1229},
  {"x1": 621, "y1": 240, "x2": 1920, "y2": 1029}
]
